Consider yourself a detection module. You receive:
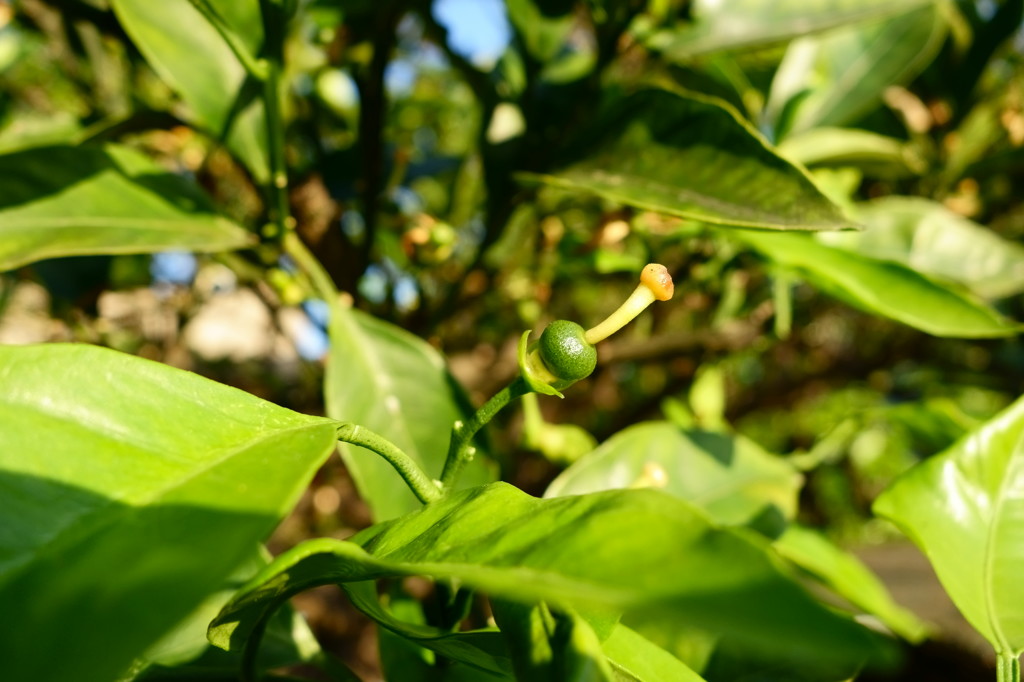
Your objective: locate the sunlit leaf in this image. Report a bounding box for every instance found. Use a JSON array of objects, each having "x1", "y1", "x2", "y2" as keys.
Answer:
[
  {"x1": 735, "y1": 231, "x2": 1022, "y2": 338},
  {"x1": 111, "y1": 0, "x2": 269, "y2": 180},
  {"x1": 774, "y1": 525, "x2": 929, "y2": 643},
  {"x1": 602, "y1": 624, "x2": 708, "y2": 682},
  {"x1": 545, "y1": 422, "x2": 802, "y2": 531},
  {"x1": 326, "y1": 305, "x2": 495, "y2": 521},
  {"x1": 211, "y1": 483, "x2": 881, "y2": 669},
  {"x1": 820, "y1": 197, "x2": 1024, "y2": 299},
  {"x1": 875, "y1": 395, "x2": 1024, "y2": 659},
  {"x1": 644, "y1": 0, "x2": 934, "y2": 59},
  {"x1": 777, "y1": 127, "x2": 923, "y2": 176},
  {"x1": 520, "y1": 89, "x2": 853, "y2": 231},
  {"x1": 0, "y1": 344, "x2": 339, "y2": 682},
  {"x1": 0, "y1": 145, "x2": 252, "y2": 271},
  {"x1": 766, "y1": 4, "x2": 946, "y2": 136}
]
